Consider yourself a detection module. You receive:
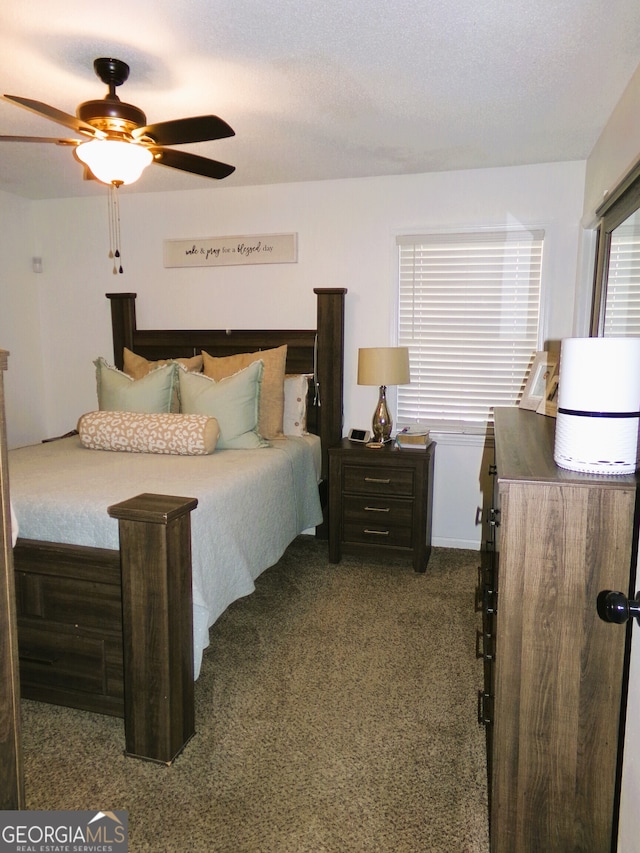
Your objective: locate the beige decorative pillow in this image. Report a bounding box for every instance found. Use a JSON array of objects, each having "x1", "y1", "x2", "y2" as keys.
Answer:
[
  {"x1": 77, "y1": 411, "x2": 219, "y2": 455},
  {"x1": 202, "y1": 345, "x2": 287, "y2": 439},
  {"x1": 123, "y1": 348, "x2": 202, "y2": 413},
  {"x1": 123, "y1": 347, "x2": 203, "y2": 380}
]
